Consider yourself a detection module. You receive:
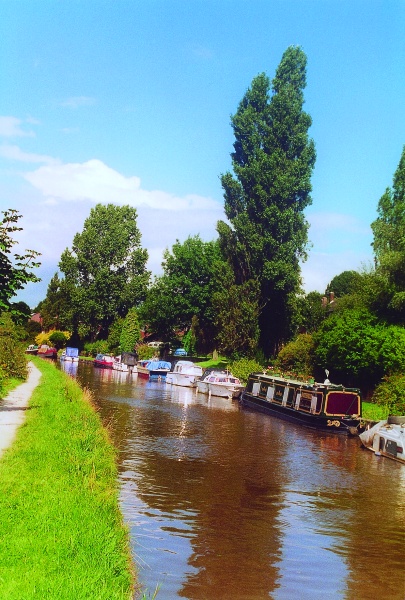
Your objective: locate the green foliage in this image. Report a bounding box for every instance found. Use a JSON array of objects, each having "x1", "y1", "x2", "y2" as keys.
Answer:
[
  {"x1": 136, "y1": 344, "x2": 156, "y2": 360},
  {"x1": 313, "y1": 308, "x2": 381, "y2": 386},
  {"x1": 370, "y1": 146, "x2": 405, "y2": 323},
  {"x1": 218, "y1": 46, "x2": 316, "y2": 355},
  {"x1": 0, "y1": 209, "x2": 41, "y2": 312},
  {"x1": 83, "y1": 340, "x2": 110, "y2": 357},
  {"x1": 228, "y1": 357, "x2": 264, "y2": 384},
  {"x1": 107, "y1": 317, "x2": 124, "y2": 355},
  {"x1": 0, "y1": 312, "x2": 27, "y2": 390},
  {"x1": 213, "y1": 267, "x2": 260, "y2": 356},
  {"x1": 325, "y1": 270, "x2": 362, "y2": 298},
  {"x1": 58, "y1": 204, "x2": 150, "y2": 341},
  {"x1": 120, "y1": 307, "x2": 141, "y2": 353},
  {"x1": 140, "y1": 236, "x2": 222, "y2": 351},
  {"x1": 275, "y1": 333, "x2": 315, "y2": 378},
  {"x1": 48, "y1": 330, "x2": 68, "y2": 350},
  {"x1": 372, "y1": 373, "x2": 405, "y2": 416},
  {"x1": 38, "y1": 273, "x2": 69, "y2": 331},
  {"x1": 182, "y1": 326, "x2": 197, "y2": 356},
  {"x1": 296, "y1": 291, "x2": 328, "y2": 333}
]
